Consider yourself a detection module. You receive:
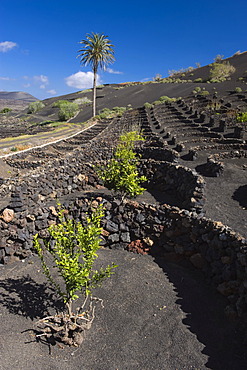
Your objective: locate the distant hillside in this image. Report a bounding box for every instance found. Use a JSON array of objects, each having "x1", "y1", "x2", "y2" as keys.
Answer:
[
  {"x1": 3, "y1": 52, "x2": 247, "y2": 121},
  {"x1": 0, "y1": 91, "x2": 37, "y2": 101},
  {"x1": 0, "y1": 91, "x2": 38, "y2": 113}
]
